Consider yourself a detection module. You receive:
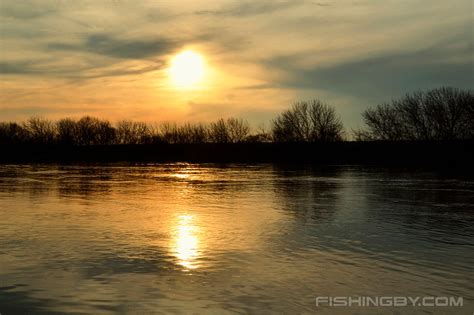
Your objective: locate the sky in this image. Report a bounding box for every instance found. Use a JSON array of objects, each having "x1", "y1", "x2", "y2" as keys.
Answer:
[{"x1": 0, "y1": 0, "x2": 472, "y2": 129}]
